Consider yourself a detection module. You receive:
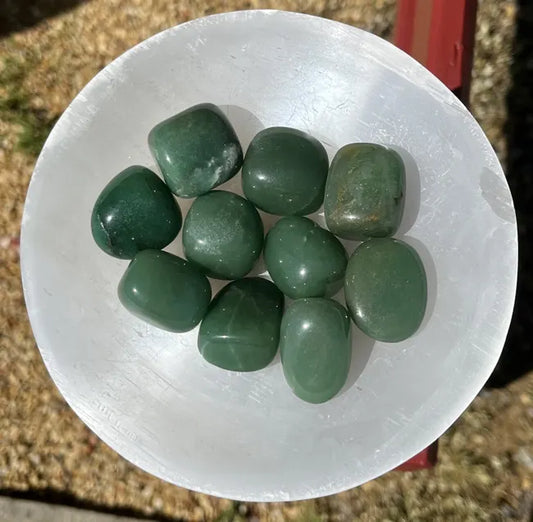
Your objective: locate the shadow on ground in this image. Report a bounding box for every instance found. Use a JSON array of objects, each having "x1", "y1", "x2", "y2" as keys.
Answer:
[
  {"x1": 0, "y1": 0, "x2": 87, "y2": 36},
  {"x1": 0, "y1": 487, "x2": 187, "y2": 522},
  {"x1": 487, "y1": 0, "x2": 533, "y2": 387}
]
